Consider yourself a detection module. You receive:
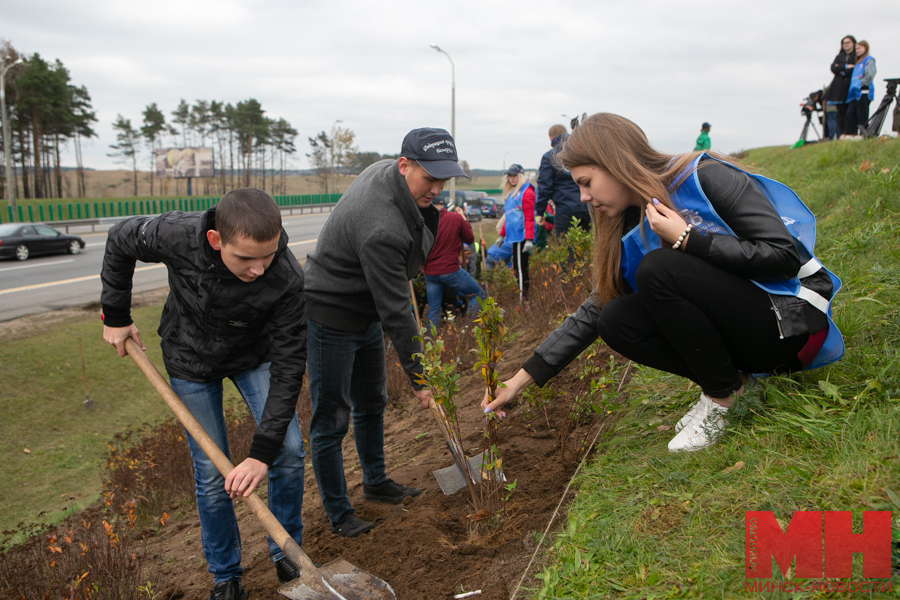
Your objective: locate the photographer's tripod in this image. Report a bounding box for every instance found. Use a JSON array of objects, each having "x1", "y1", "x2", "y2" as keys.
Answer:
[
  {"x1": 864, "y1": 78, "x2": 900, "y2": 138},
  {"x1": 792, "y1": 90, "x2": 825, "y2": 148}
]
